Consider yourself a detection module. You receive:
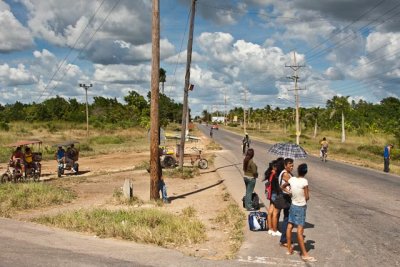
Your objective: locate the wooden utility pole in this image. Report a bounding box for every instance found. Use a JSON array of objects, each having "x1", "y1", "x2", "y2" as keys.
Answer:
[
  {"x1": 150, "y1": 0, "x2": 160, "y2": 200},
  {"x1": 79, "y1": 83, "x2": 92, "y2": 138},
  {"x1": 179, "y1": 0, "x2": 196, "y2": 168},
  {"x1": 285, "y1": 51, "x2": 305, "y2": 145}
]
